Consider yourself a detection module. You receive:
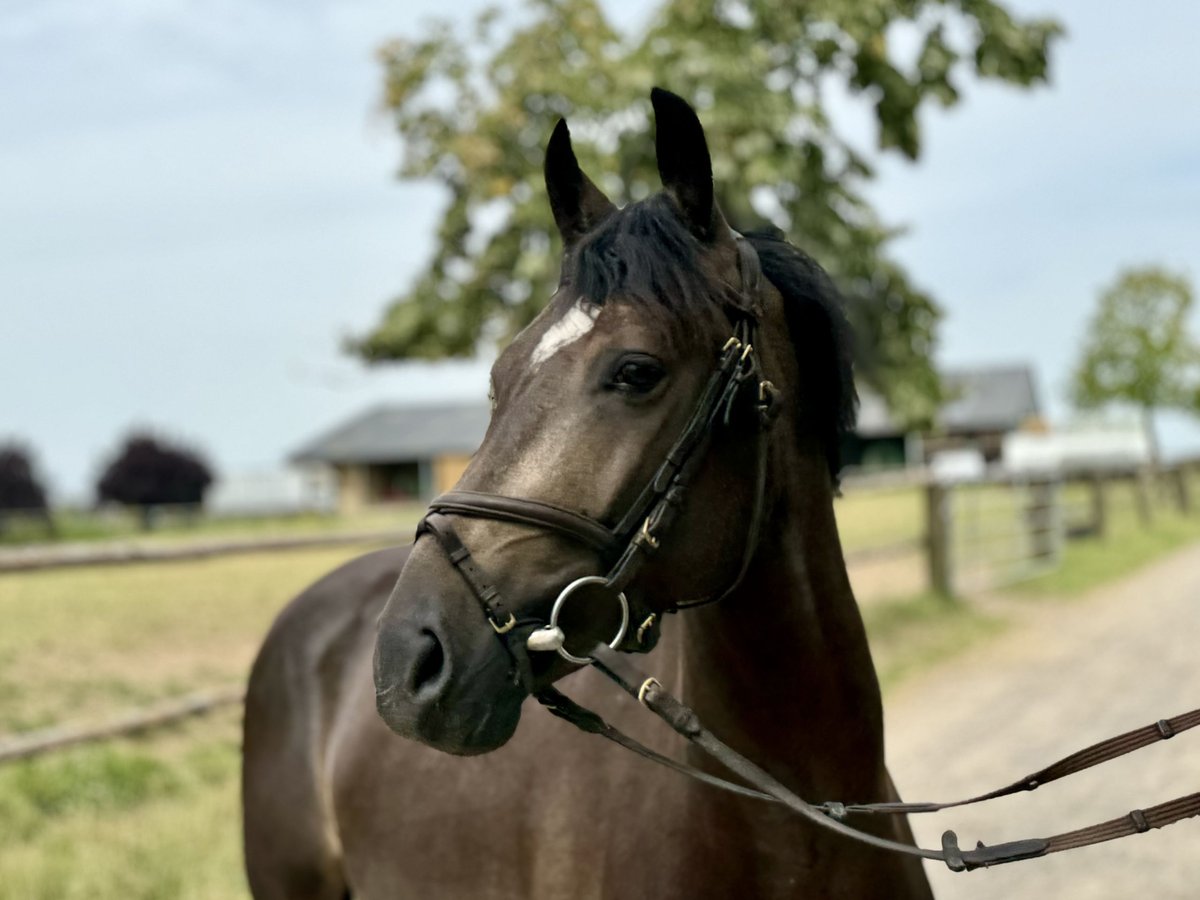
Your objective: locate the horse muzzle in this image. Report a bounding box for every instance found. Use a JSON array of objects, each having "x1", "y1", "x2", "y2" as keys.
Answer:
[{"x1": 373, "y1": 559, "x2": 526, "y2": 755}]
